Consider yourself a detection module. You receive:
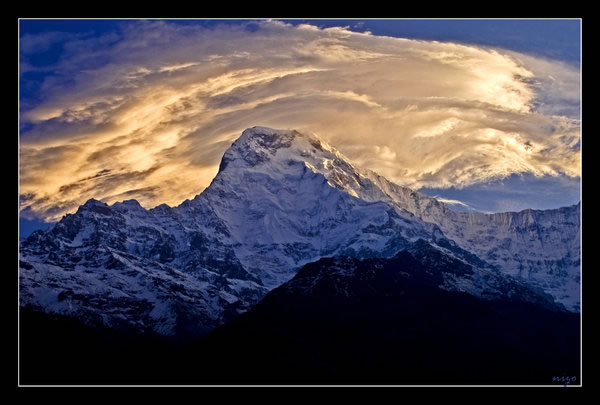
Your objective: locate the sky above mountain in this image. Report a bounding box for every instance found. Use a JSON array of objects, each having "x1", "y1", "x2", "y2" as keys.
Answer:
[{"x1": 19, "y1": 19, "x2": 581, "y2": 225}]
